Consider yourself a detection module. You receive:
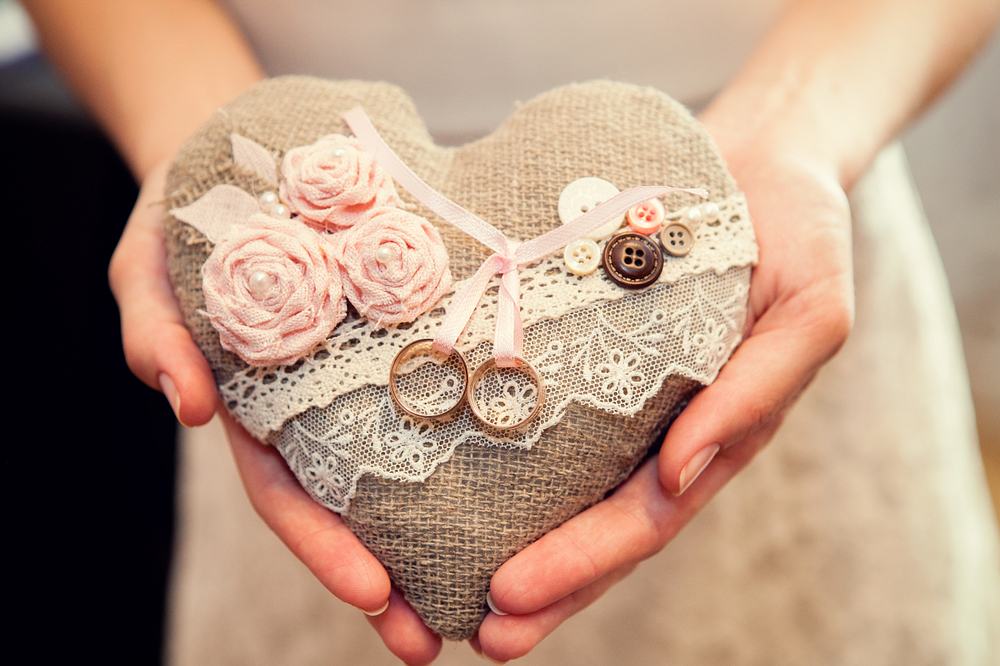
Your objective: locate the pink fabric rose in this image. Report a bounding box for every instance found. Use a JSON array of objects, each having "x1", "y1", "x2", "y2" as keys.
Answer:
[
  {"x1": 202, "y1": 214, "x2": 347, "y2": 365},
  {"x1": 280, "y1": 134, "x2": 400, "y2": 232},
  {"x1": 335, "y1": 207, "x2": 453, "y2": 326}
]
